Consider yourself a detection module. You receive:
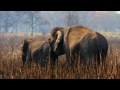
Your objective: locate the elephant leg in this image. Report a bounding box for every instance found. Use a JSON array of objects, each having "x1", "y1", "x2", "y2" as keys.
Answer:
[
  {"x1": 71, "y1": 57, "x2": 74, "y2": 66},
  {"x1": 56, "y1": 58, "x2": 58, "y2": 67},
  {"x1": 35, "y1": 58, "x2": 39, "y2": 67},
  {"x1": 74, "y1": 55, "x2": 79, "y2": 72},
  {"x1": 26, "y1": 52, "x2": 32, "y2": 67},
  {"x1": 76, "y1": 55, "x2": 79, "y2": 67},
  {"x1": 65, "y1": 50, "x2": 70, "y2": 67},
  {"x1": 66, "y1": 56, "x2": 70, "y2": 66},
  {"x1": 46, "y1": 57, "x2": 49, "y2": 67},
  {"x1": 70, "y1": 56, "x2": 74, "y2": 68},
  {"x1": 101, "y1": 49, "x2": 107, "y2": 67},
  {"x1": 71, "y1": 54, "x2": 78, "y2": 73},
  {"x1": 81, "y1": 55, "x2": 87, "y2": 66},
  {"x1": 42, "y1": 58, "x2": 48, "y2": 68},
  {"x1": 65, "y1": 56, "x2": 71, "y2": 71},
  {"x1": 22, "y1": 54, "x2": 26, "y2": 67},
  {"x1": 71, "y1": 54, "x2": 77, "y2": 67},
  {"x1": 40, "y1": 58, "x2": 44, "y2": 67},
  {"x1": 79, "y1": 55, "x2": 83, "y2": 66},
  {"x1": 44, "y1": 58, "x2": 48, "y2": 71},
  {"x1": 50, "y1": 57, "x2": 57, "y2": 79},
  {"x1": 50, "y1": 58, "x2": 56, "y2": 69},
  {"x1": 79, "y1": 50, "x2": 87, "y2": 67},
  {"x1": 95, "y1": 51, "x2": 100, "y2": 68},
  {"x1": 33, "y1": 55, "x2": 38, "y2": 66},
  {"x1": 79, "y1": 55, "x2": 84, "y2": 66}
]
